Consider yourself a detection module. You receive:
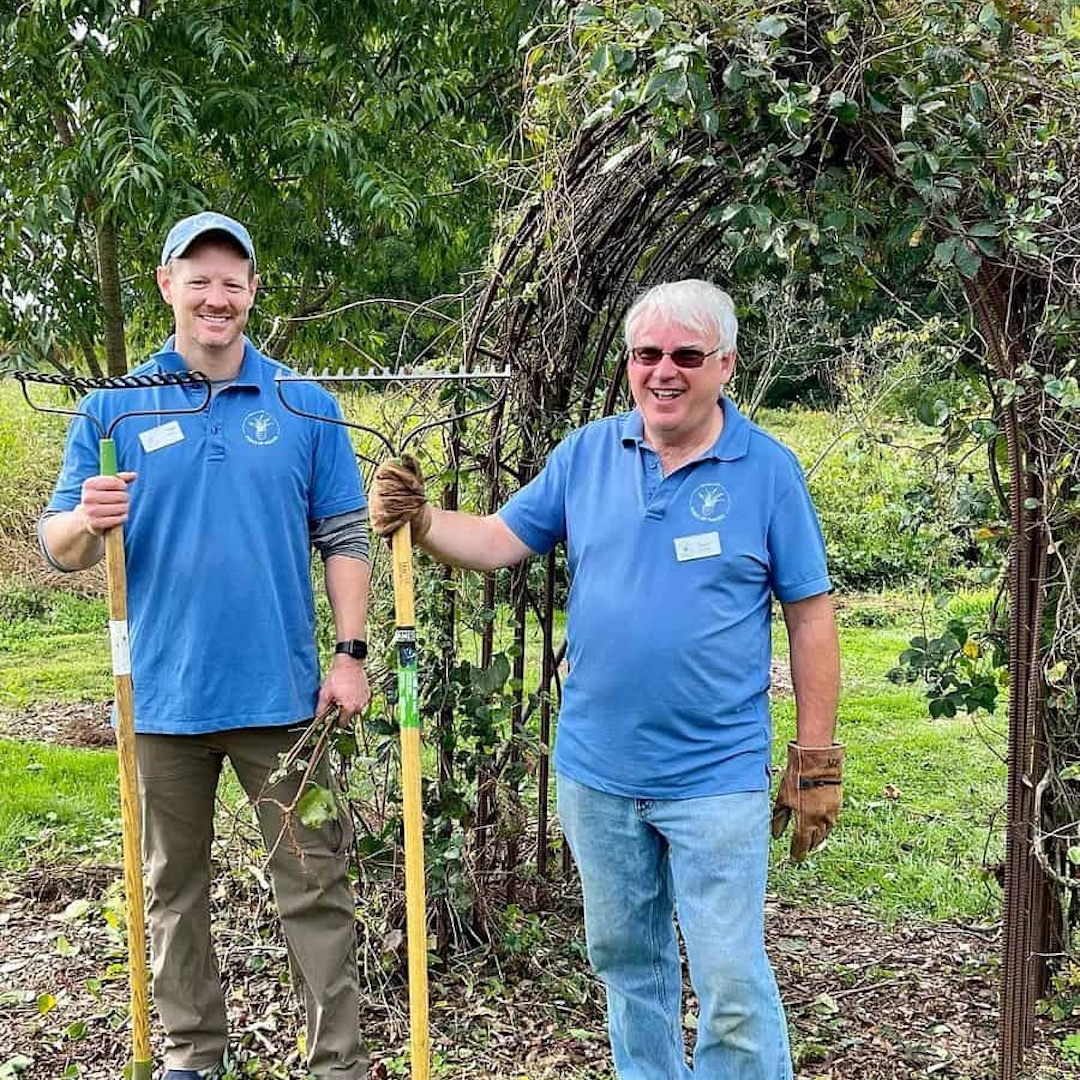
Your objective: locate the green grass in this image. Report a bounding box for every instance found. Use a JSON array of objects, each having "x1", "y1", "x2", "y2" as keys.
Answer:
[
  {"x1": 0, "y1": 739, "x2": 121, "y2": 866},
  {"x1": 0, "y1": 573, "x2": 1008, "y2": 927},
  {"x1": 0, "y1": 377, "x2": 70, "y2": 538},
  {"x1": 770, "y1": 592, "x2": 1005, "y2": 923},
  {"x1": 0, "y1": 585, "x2": 111, "y2": 708}
]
